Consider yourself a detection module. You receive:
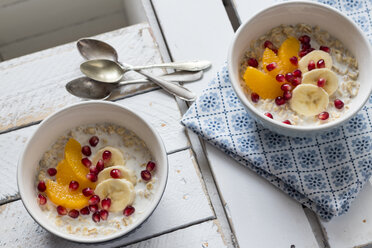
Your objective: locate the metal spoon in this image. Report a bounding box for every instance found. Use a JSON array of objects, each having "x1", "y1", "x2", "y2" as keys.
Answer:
[
  {"x1": 66, "y1": 71, "x2": 203, "y2": 100},
  {"x1": 78, "y1": 38, "x2": 211, "y2": 71},
  {"x1": 77, "y1": 39, "x2": 201, "y2": 101},
  {"x1": 80, "y1": 59, "x2": 197, "y2": 101}
]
